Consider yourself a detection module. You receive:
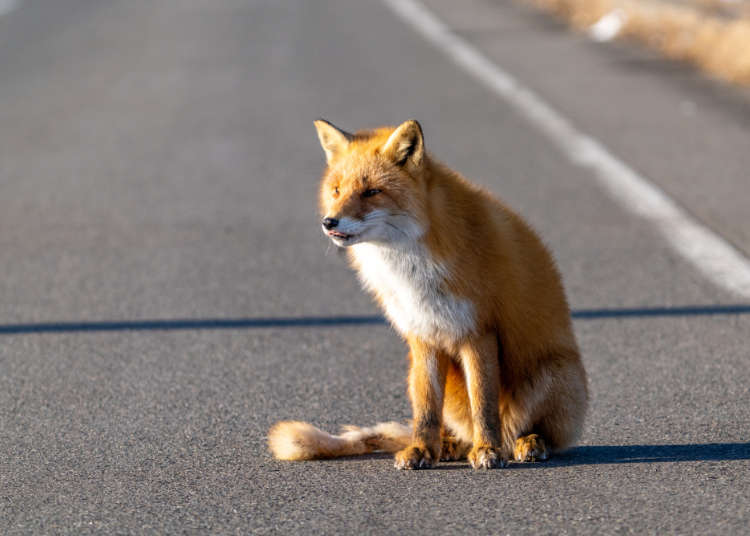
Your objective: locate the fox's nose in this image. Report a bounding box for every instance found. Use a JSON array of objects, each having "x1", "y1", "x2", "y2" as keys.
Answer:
[{"x1": 322, "y1": 217, "x2": 339, "y2": 230}]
